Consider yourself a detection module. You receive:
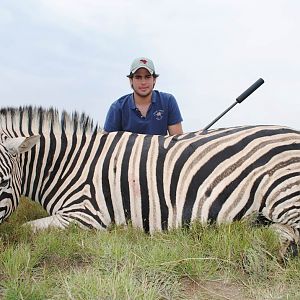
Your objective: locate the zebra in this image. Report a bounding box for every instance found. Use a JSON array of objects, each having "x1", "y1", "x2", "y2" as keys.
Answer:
[
  {"x1": 0, "y1": 134, "x2": 40, "y2": 222},
  {"x1": 1, "y1": 106, "x2": 300, "y2": 257}
]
